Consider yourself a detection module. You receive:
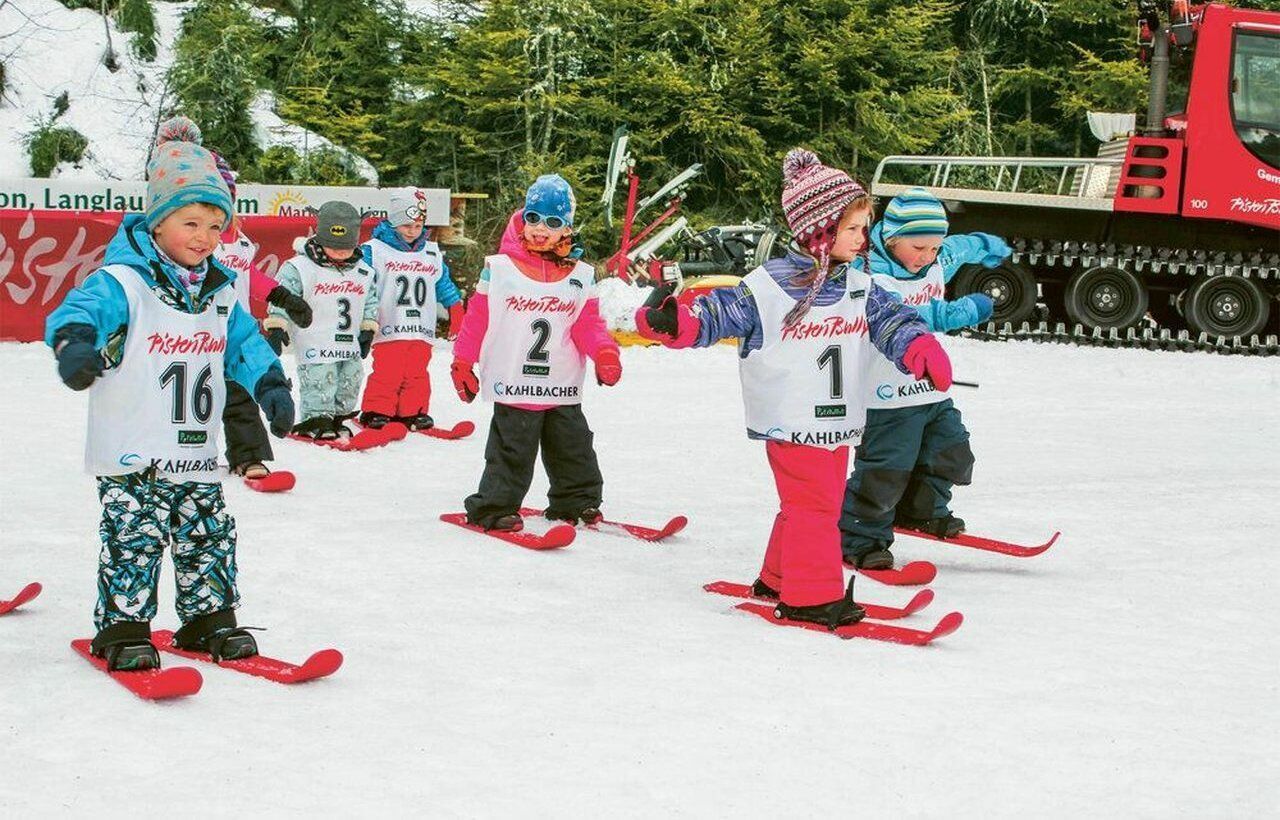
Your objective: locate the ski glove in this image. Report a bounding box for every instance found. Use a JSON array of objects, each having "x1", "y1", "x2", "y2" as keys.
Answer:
[
  {"x1": 53, "y1": 323, "x2": 103, "y2": 391},
  {"x1": 594, "y1": 348, "x2": 622, "y2": 386},
  {"x1": 267, "y1": 285, "x2": 313, "y2": 328},
  {"x1": 451, "y1": 359, "x2": 479, "y2": 403},
  {"x1": 359, "y1": 330, "x2": 374, "y2": 359},
  {"x1": 902, "y1": 335, "x2": 953, "y2": 392},
  {"x1": 976, "y1": 233, "x2": 1013, "y2": 268},
  {"x1": 254, "y1": 368, "x2": 296, "y2": 438},
  {"x1": 968, "y1": 293, "x2": 995, "y2": 324},
  {"x1": 634, "y1": 286, "x2": 700, "y2": 349},
  {"x1": 266, "y1": 327, "x2": 289, "y2": 356}
]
